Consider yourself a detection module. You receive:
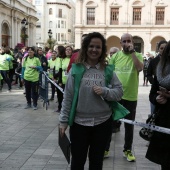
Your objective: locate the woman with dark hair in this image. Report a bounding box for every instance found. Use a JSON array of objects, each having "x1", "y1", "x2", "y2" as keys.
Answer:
[
  {"x1": 147, "y1": 40, "x2": 167, "y2": 84},
  {"x1": 147, "y1": 40, "x2": 167, "y2": 114},
  {"x1": 56, "y1": 46, "x2": 72, "y2": 110},
  {"x1": 21, "y1": 47, "x2": 42, "y2": 110},
  {"x1": 53, "y1": 45, "x2": 66, "y2": 112},
  {"x1": 0, "y1": 47, "x2": 12, "y2": 91},
  {"x1": 61, "y1": 45, "x2": 72, "y2": 84},
  {"x1": 146, "y1": 41, "x2": 170, "y2": 170},
  {"x1": 59, "y1": 32, "x2": 123, "y2": 169}
]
